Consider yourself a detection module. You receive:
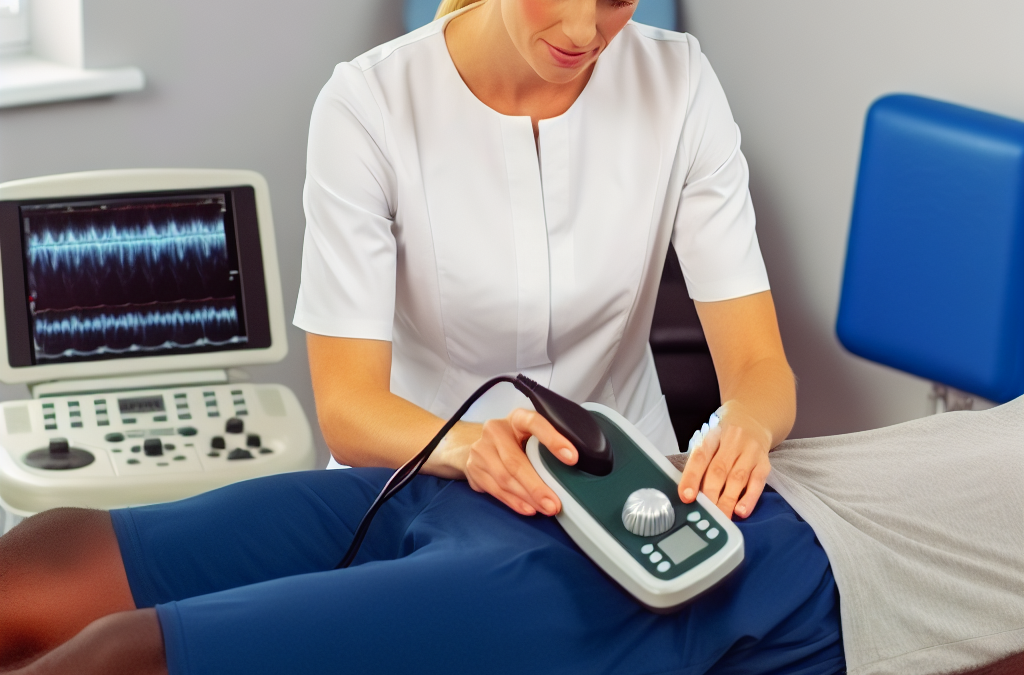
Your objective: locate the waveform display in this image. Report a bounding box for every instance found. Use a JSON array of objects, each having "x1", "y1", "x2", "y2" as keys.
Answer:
[
  {"x1": 25, "y1": 199, "x2": 234, "y2": 312},
  {"x1": 22, "y1": 194, "x2": 248, "y2": 363},
  {"x1": 33, "y1": 299, "x2": 244, "y2": 361}
]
